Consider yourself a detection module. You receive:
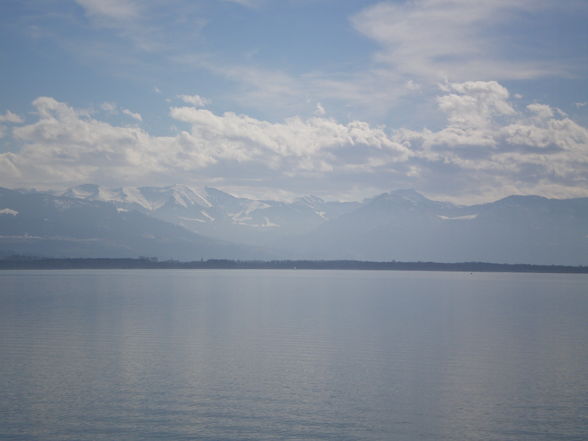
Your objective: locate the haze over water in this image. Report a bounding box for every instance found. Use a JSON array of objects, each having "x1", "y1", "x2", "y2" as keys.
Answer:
[{"x1": 1, "y1": 269, "x2": 587, "y2": 440}]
